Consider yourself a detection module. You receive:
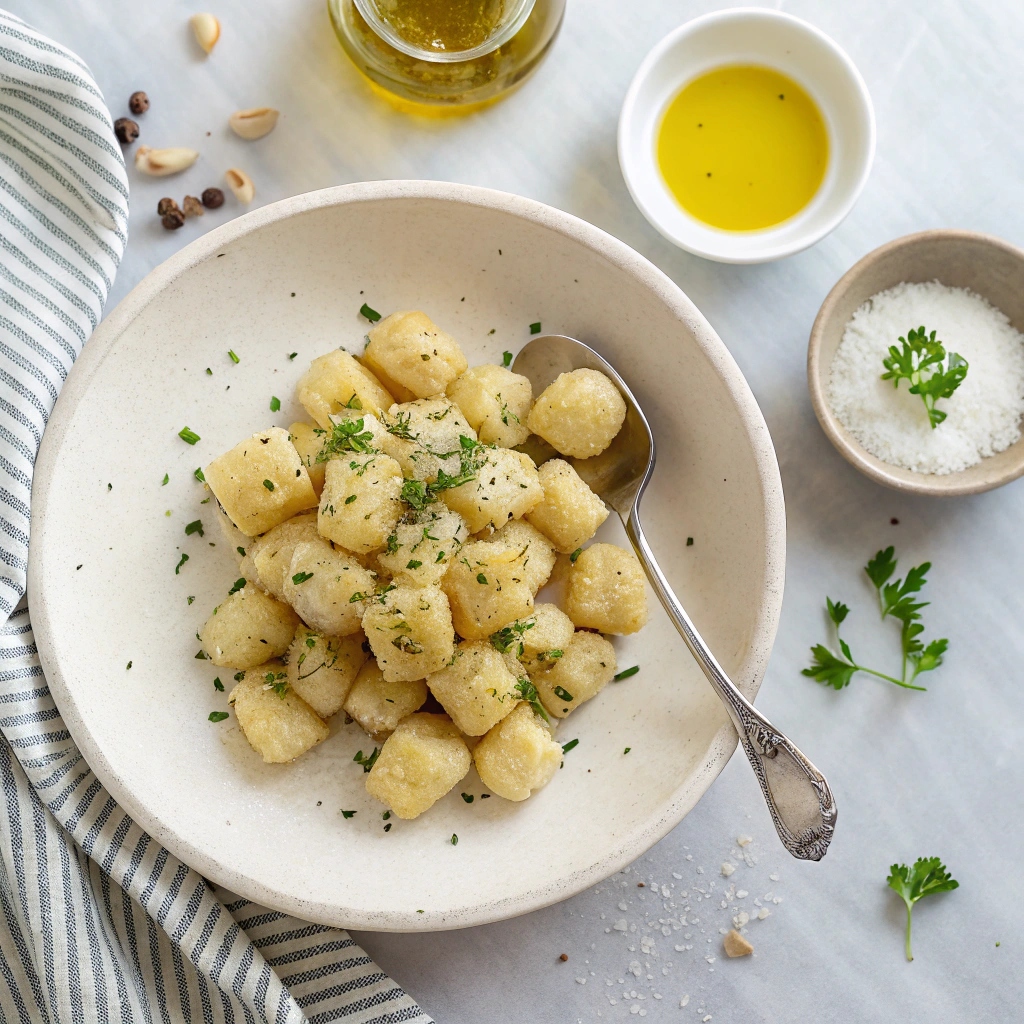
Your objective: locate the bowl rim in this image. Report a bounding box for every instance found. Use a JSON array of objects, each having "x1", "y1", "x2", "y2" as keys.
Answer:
[
  {"x1": 29, "y1": 179, "x2": 787, "y2": 931},
  {"x1": 807, "y1": 228, "x2": 1024, "y2": 496},
  {"x1": 617, "y1": 6, "x2": 876, "y2": 264}
]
